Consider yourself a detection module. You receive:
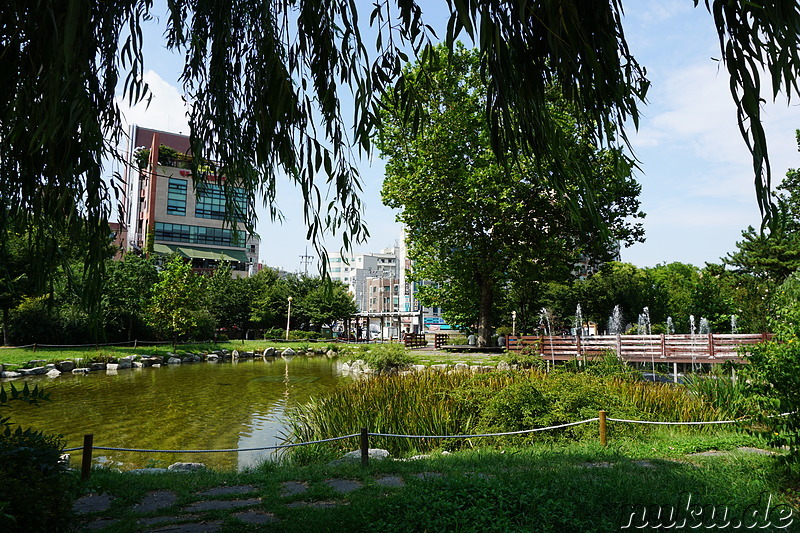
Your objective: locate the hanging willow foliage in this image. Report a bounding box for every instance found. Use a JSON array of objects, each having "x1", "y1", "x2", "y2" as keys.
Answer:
[{"x1": 1, "y1": 0, "x2": 799, "y2": 332}]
